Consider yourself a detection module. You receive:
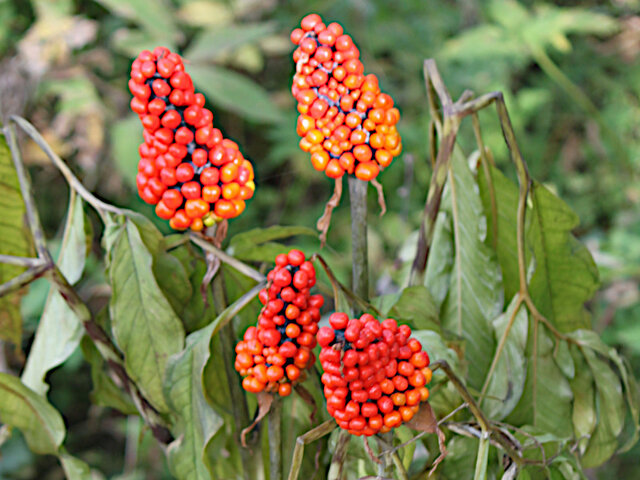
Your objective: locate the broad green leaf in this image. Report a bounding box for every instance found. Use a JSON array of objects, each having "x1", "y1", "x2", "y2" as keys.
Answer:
[
  {"x1": 567, "y1": 330, "x2": 639, "y2": 451},
  {"x1": 228, "y1": 225, "x2": 317, "y2": 263},
  {"x1": 22, "y1": 192, "x2": 88, "y2": 395},
  {"x1": 431, "y1": 153, "x2": 503, "y2": 390},
  {"x1": 507, "y1": 329, "x2": 573, "y2": 438},
  {"x1": 553, "y1": 340, "x2": 575, "y2": 380},
  {"x1": 95, "y1": 0, "x2": 180, "y2": 45},
  {"x1": 568, "y1": 347, "x2": 596, "y2": 455},
  {"x1": 111, "y1": 114, "x2": 142, "y2": 188},
  {"x1": 527, "y1": 181, "x2": 599, "y2": 332},
  {"x1": 0, "y1": 131, "x2": 31, "y2": 347},
  {"x1": 0, "y1": 373, "x2": 65, "y2": 454},
  {"x1": 154, "y1": 251, "x2": 193, "y2": 320},
  {"x1": 80, "y1": 335, "x2": 137, "y2": 415},
  {"x1": 482, "y1": 295, "x2": 528, "y2": 420},
  {"x1": 487, "y1": 0, "x2": 530, "y2": 29},
  {"x1": 521, "y1": 5, "x2": 618, "y2": 50},
  {"x1": 581, "y1": 347, "x2": 625, "y2": 467},
  {"x1": 387, "y1": 286, "x2": 439, "y2": 331},
  {"x1": 423, "y1": 211, "x2": 454, "y2": 308},
  {"x1": 186, "y1": 22, "x2": 276, "y2": 62},
  {"x1": 60, "y1": 451, "x2": 93, "y2": 480},
  {"x1": 108, "y1": 218, "x2": 185, "y2": 412},
  {"x1": 477, "y1": 164, "x2": 521, "y2": 301},
  {"x1": 165, "y1": 323, "x2": 223, "y2": 480},
  {"x1": 440, "y1": 25, "x2": 525, "y2": 63},
  {"x1": 189, "y1": 64, "x2": 284, "y2": 124}
]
